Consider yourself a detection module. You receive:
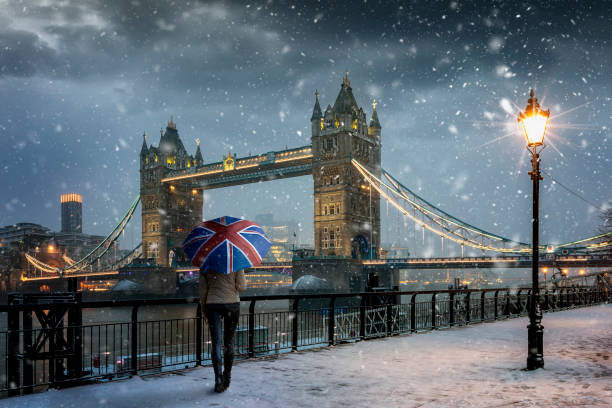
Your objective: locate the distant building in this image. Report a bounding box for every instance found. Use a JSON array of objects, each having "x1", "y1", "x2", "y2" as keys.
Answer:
[
  {"x1": 255, "y1": 214, "x2": 298, "y2": 262},
  {"x1": 0, "y1": 194, "x2": 109, "y2": 268},
  {"x1": 58, "y1": 193, "x2": 106, "y2": 259},
  {"x1": 61, "y1": 193, "x2": 83, "y2": 233},
  {"x1": 0, "y1": 223, "x2": 52, "y2": 249}
]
